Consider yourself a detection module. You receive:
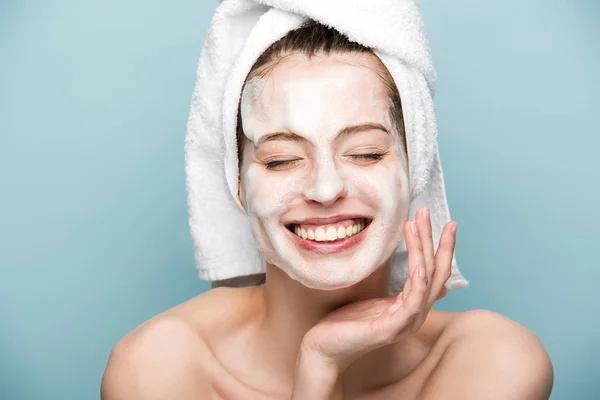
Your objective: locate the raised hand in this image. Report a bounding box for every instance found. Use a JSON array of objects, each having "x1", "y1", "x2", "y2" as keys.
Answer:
[{"x1": 299, "y1": 207, "x2": 457, "y2": 373}]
